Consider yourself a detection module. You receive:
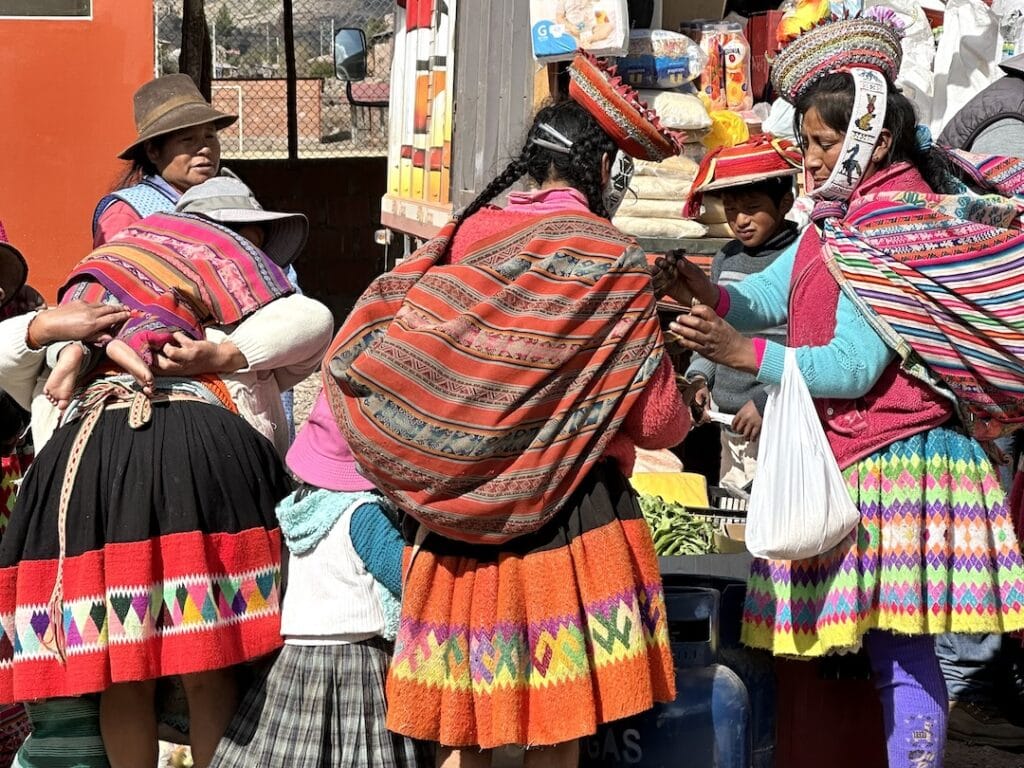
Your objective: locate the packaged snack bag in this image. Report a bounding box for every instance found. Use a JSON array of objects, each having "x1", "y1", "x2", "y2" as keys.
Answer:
[{"x1": 530, "y1": 0, "x2": 629, "y2": 61}]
